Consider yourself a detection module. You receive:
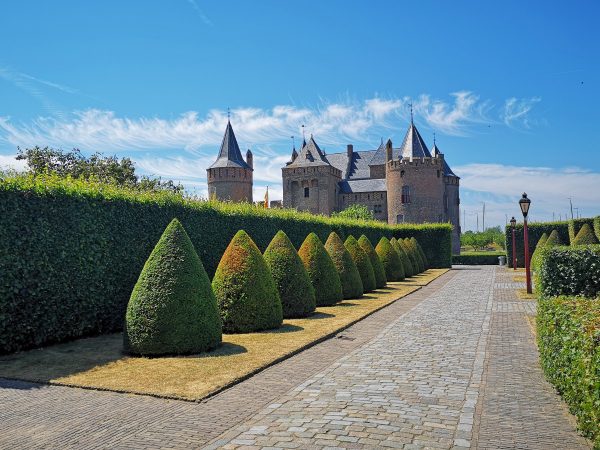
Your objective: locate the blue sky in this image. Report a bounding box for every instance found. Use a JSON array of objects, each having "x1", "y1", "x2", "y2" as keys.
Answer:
[{"x1": 1, "y1": 1, "x2": 599, "y2": 229}]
